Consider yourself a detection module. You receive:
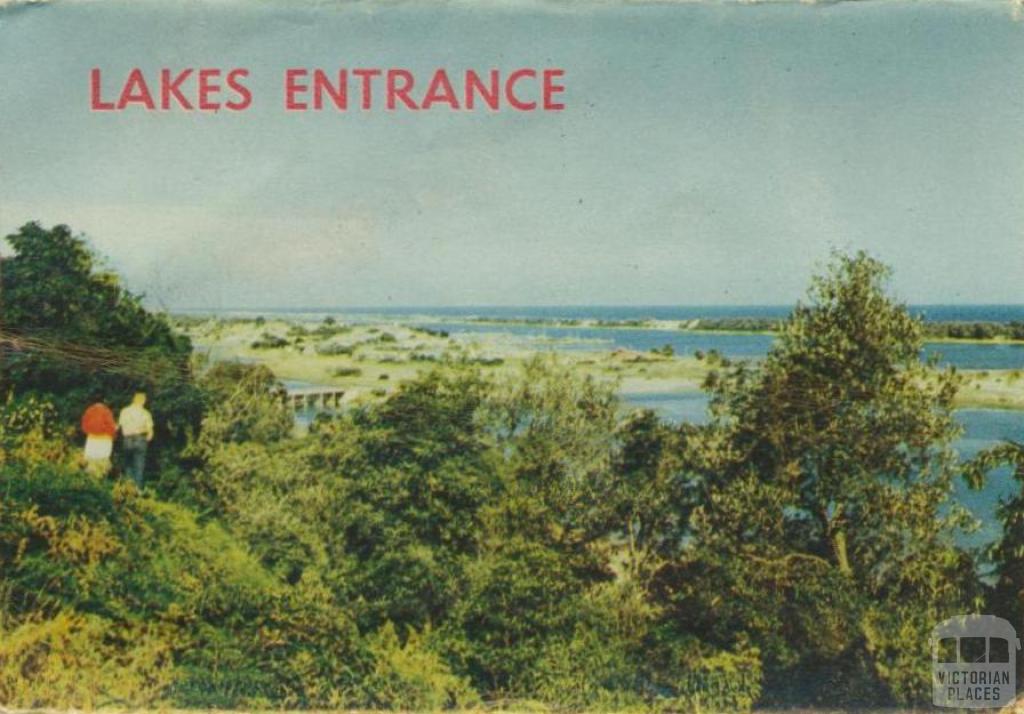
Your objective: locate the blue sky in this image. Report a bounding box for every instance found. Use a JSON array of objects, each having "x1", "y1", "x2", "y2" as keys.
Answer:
[{"x1": 1, "y1": 0, "x2": 1022, "y2": 308}]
